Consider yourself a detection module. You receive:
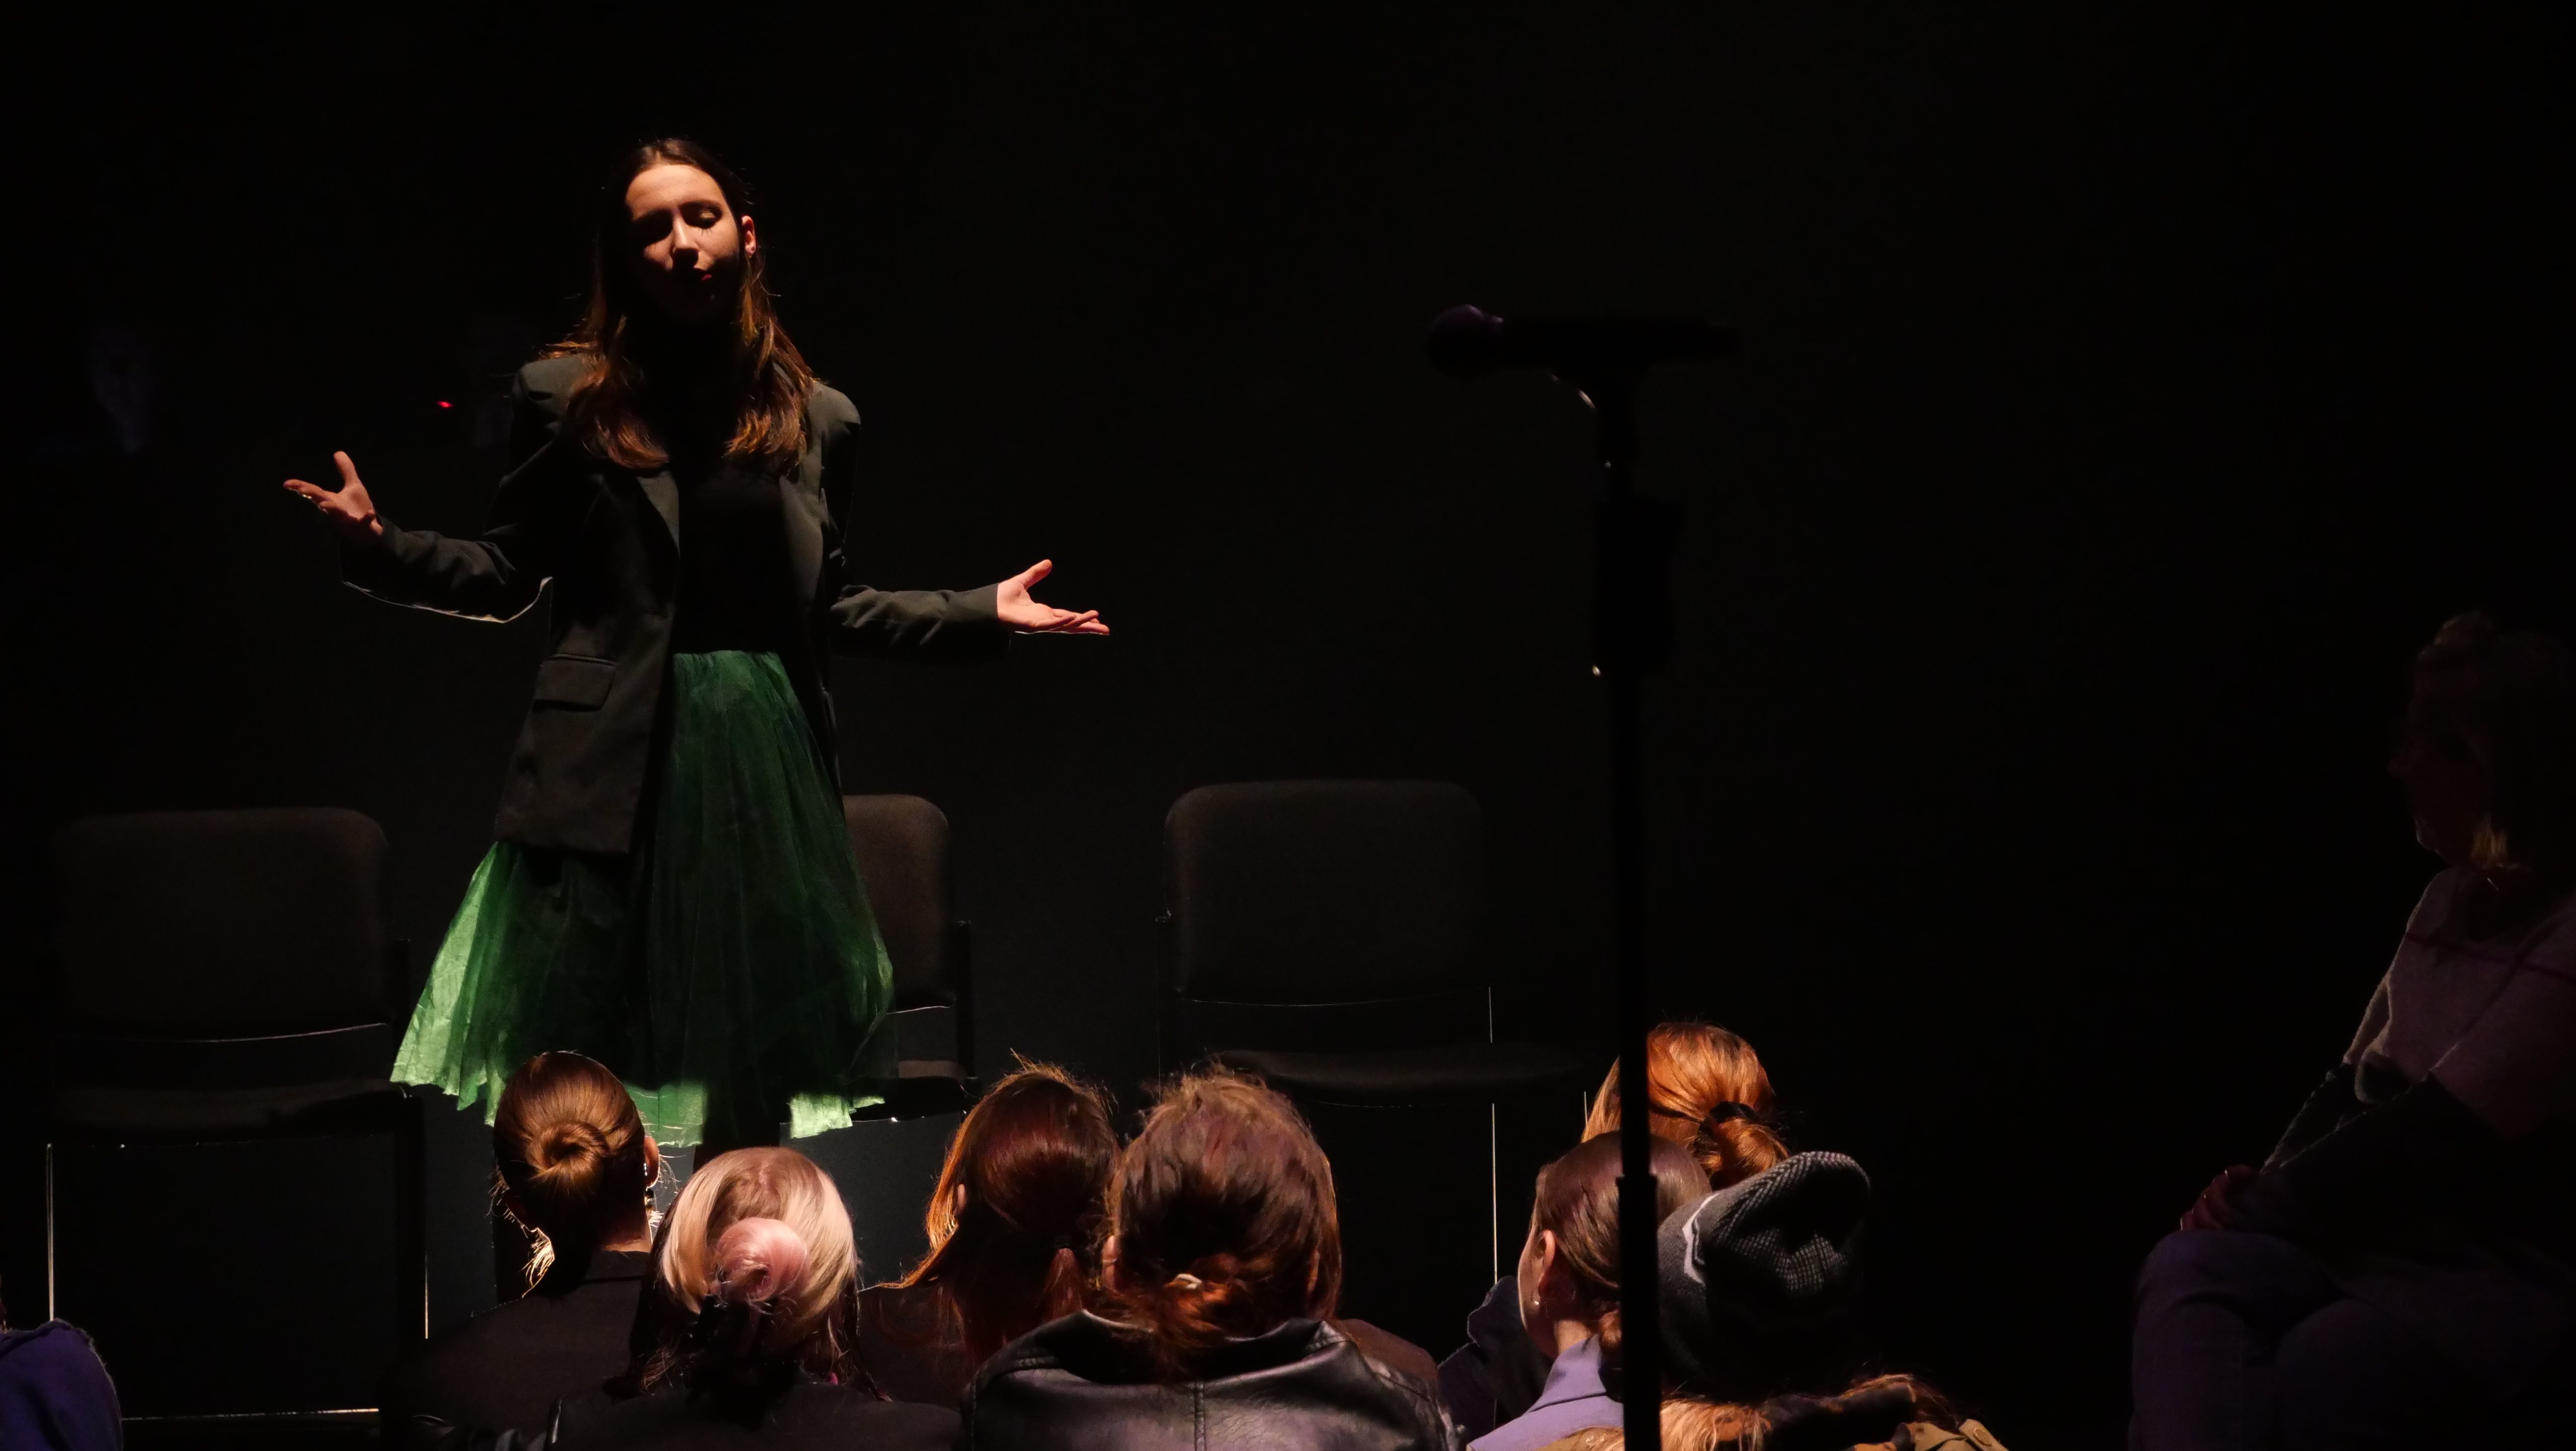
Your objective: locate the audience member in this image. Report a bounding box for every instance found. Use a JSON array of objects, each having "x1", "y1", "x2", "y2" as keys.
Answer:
[
  {"x1": 1471, "y1": 1134, "x2": 1705, "y2": 1450},
  {"x1": 957, "y1": 1069, "x2": 1454, "y2": 1450},
  {"x1": 552, "y1": 1147, "x2": 956, "y2": 1449},
  {"x1": 1443, "y1": 1021, "x2": 1788, "y2": 1438},
  {"x1": 380, "y1": 1051, "x2": 664, "y2": 1449},
  {"x1": 0, "y1": 1290, "x2": 122, "y2": 1451},
  {"x1": 2132, "y1": 613, "x2": 2576, "y2": 1448},
  {"x1": 1655, "y1": 1152, "x2": 2000, "y2": 1451},
  {"x1": 859, "y1": 1062, "x2": 1119, "y2": 1404},
  {"x1": 1533, "y1": 1391, "x2": 2008, "y2": 1451}
]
